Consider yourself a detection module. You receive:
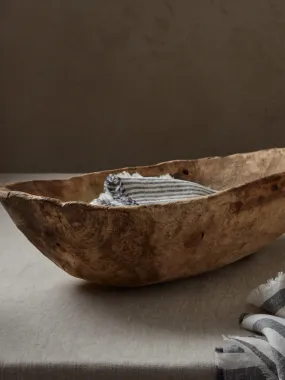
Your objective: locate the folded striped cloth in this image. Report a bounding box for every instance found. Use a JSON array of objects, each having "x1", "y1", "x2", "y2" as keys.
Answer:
[
  {"x1": 216, "y1": 272, "x2": 285, "y2": 380},
  {"x1": 91, "y1": 172, "x2": 216, "y2": 206}
]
